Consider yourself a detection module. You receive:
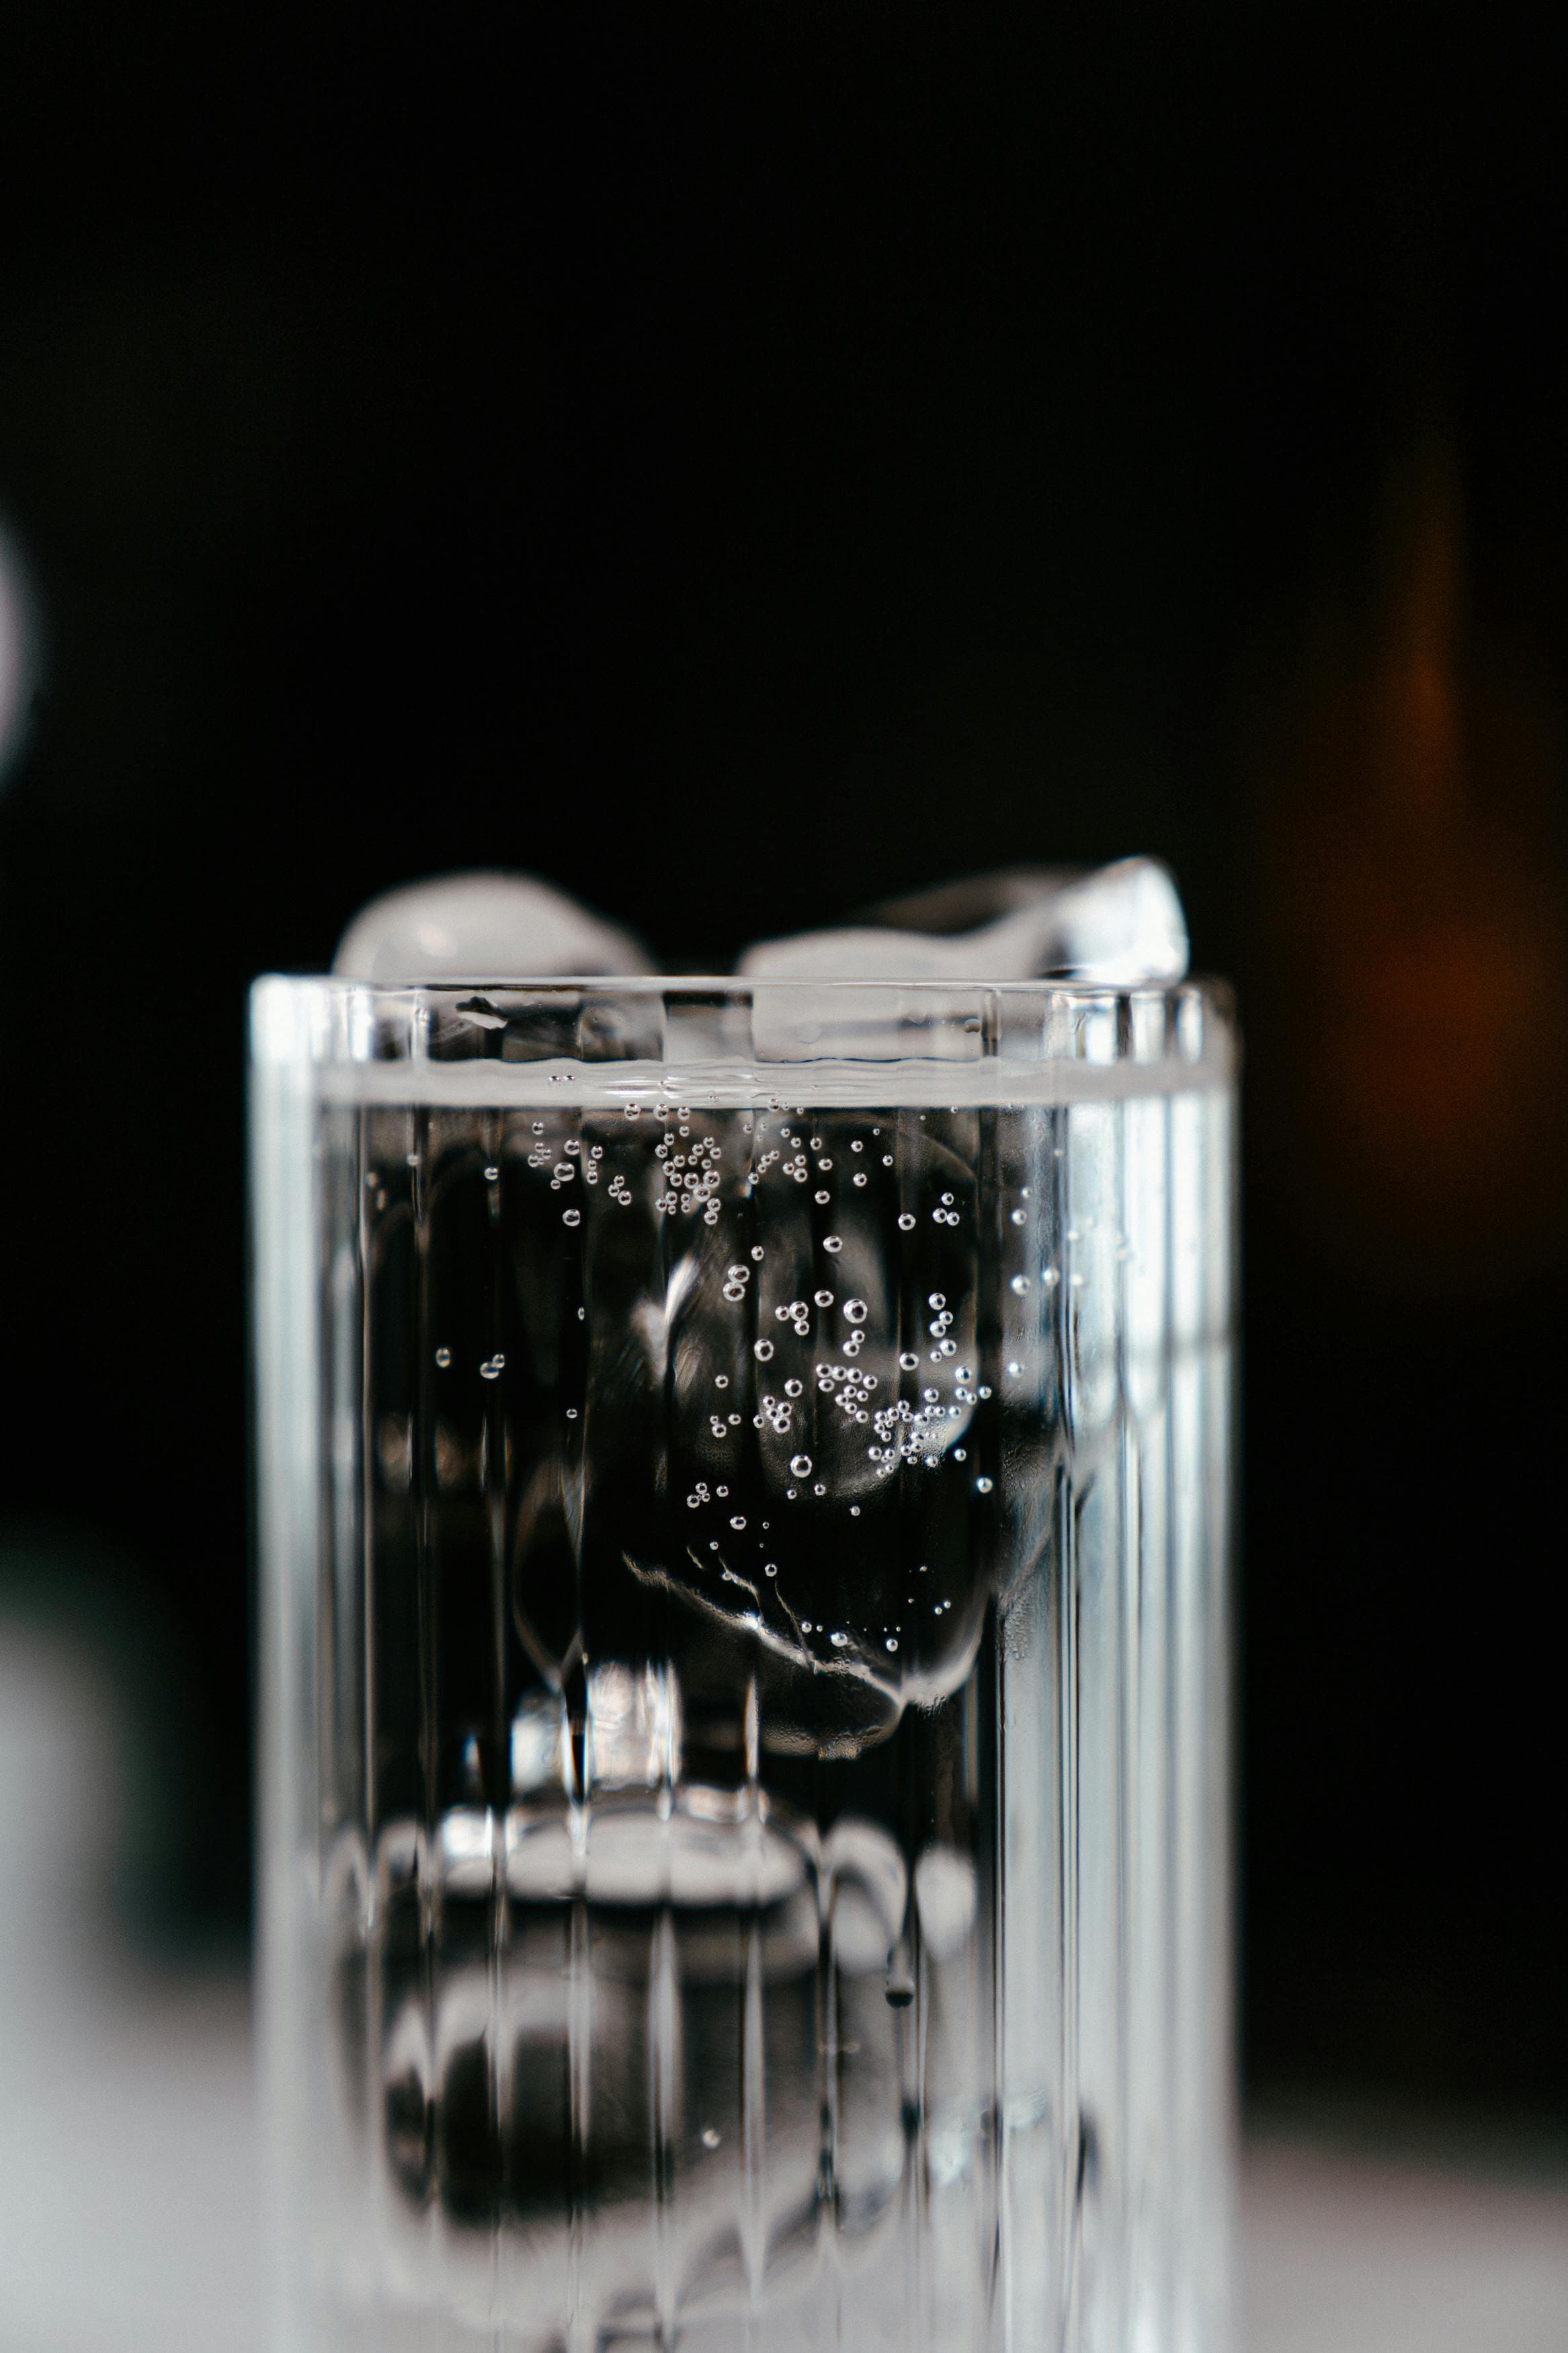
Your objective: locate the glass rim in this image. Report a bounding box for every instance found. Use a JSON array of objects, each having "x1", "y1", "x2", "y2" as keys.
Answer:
[{"x1": 252, "y1": 970, "x2": 1232, "y2": 1001}]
